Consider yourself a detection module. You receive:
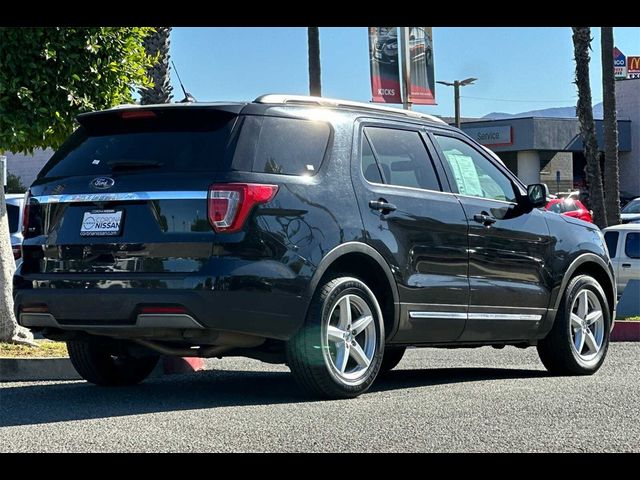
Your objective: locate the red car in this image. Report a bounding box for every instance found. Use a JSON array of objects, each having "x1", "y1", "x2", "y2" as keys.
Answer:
[{"x1": 545, "y1": 199, "x2": 594, "y2": 223}]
